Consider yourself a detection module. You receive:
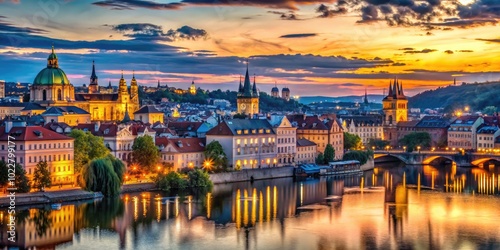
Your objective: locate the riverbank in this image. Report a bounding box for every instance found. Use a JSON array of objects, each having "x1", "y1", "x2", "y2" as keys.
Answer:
[{"x1": 209, "y1": 167, "x2": 295, "y2": 184}]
